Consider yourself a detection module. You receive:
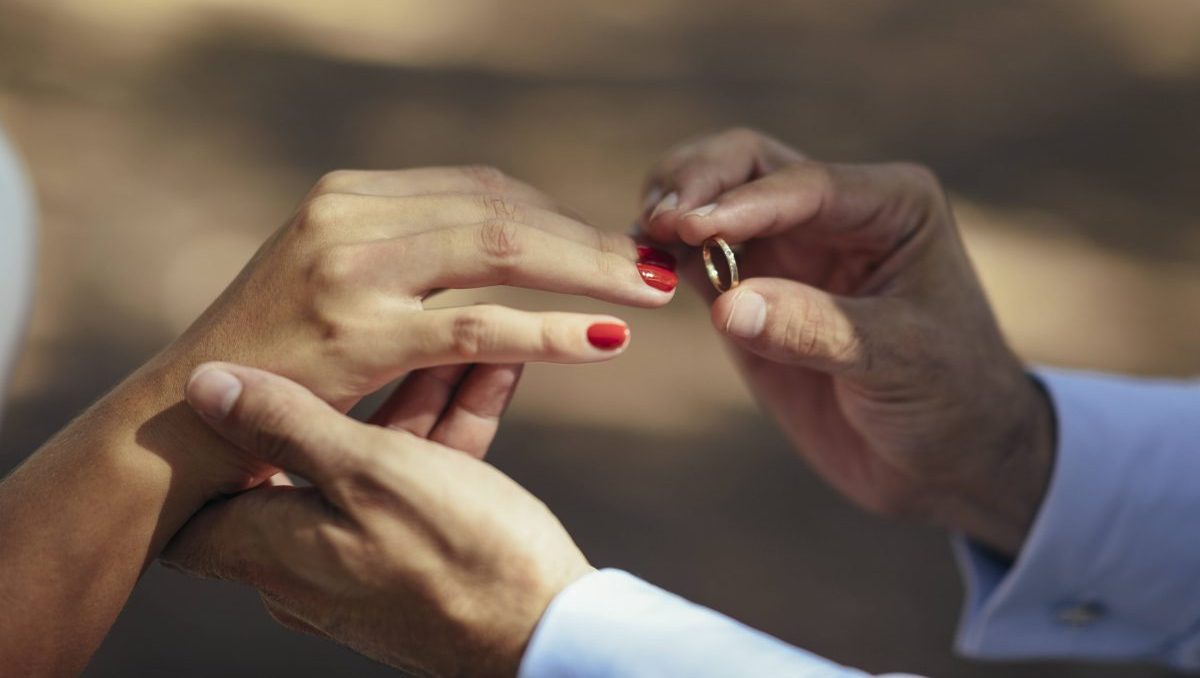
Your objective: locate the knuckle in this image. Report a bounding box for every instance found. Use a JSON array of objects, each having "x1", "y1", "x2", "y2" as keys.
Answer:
[
  {"x1": 460, "y1": 164, "x2": 507, "y2": 193},
  {"x1": 794, "y1": 160, "x2": 835, "y2": 193},
  {"x1": 479, "y1": 193, "x2": 524, "y2": 223},
  {"x1": 894, "y1": 161, "x2": 942, "y2": 194},
  {"x1": 312, "y1": 169, "x2": 359, "y2": 196},
  {"x1": 477, "y1": 219, "x2": 525, "y2": 262},
  {"x1": 297, "y1": 192, "x2": 353, "y2": 235},
  {"x1": 448, "y1": 306, "x2": 497, "y2": 359},
  {"x1": 305, "y1": 244, "x2": 360, "y2": 293},
  {"x1": 723, "y1": 126, "x2": 764, "y2": 148},
  {"x1": 889, "y1": 162, "x2": 948, "y2": 237},
  {"x1": 537, "y1": 317, "x2": 570, "y2": 359}
]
